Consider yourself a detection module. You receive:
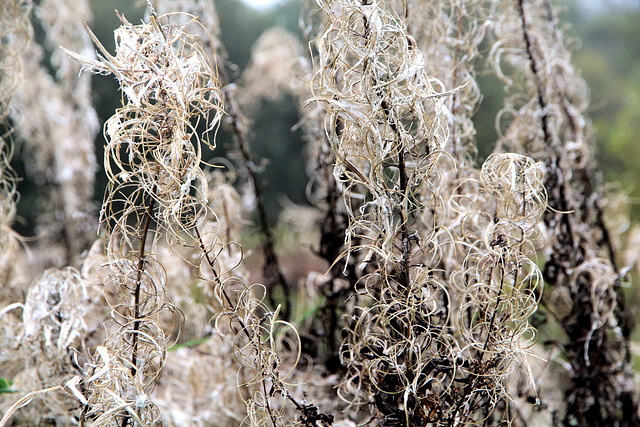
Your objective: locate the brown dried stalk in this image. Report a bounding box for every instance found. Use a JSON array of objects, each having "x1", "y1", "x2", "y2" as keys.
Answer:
[
  {"x1": 491, "y1": 0, "x2": 639, "y2": 423},
  {"x1": 64, "y1": 8, "x2": 223, "y2": 425}
]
